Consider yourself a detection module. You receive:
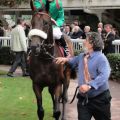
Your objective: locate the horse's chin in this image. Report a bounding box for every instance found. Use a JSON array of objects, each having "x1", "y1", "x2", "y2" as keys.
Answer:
[
  {"x1": 36, "y1": 47, "x2": 40, "y2": 53},
  {"x1": 31, "y1": 46, "x2": 40, "y2": 55}
]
